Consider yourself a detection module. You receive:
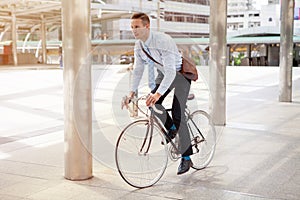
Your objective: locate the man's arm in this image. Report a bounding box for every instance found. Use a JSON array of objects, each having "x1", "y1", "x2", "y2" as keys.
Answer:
[
  {"x1": 155, "y1": 38, "x2": 177, "y2": 95},
  {"x1": 130, "y1": 43, "x2": 145, "y2": 94},
  {"x1": 125, "y1": 43, "x2": 145, "y2": 107},
  {"x1": 156, "y1": 55, "x2": 176, "y2": 95}
]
